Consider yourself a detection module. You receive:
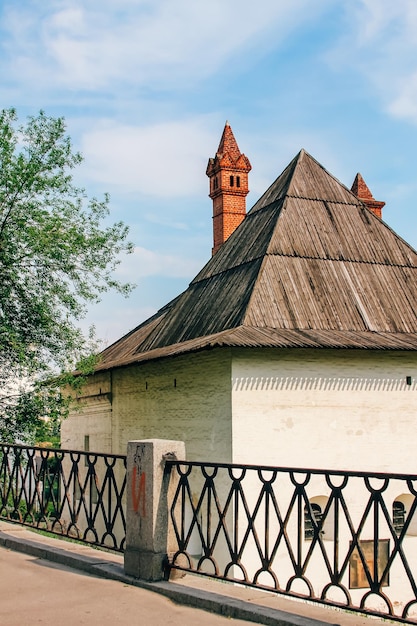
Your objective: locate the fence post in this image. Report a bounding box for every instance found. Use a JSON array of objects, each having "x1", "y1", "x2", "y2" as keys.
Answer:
[{"x1": 124, "y1": 439, "x2": 185, "y2": 581}]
